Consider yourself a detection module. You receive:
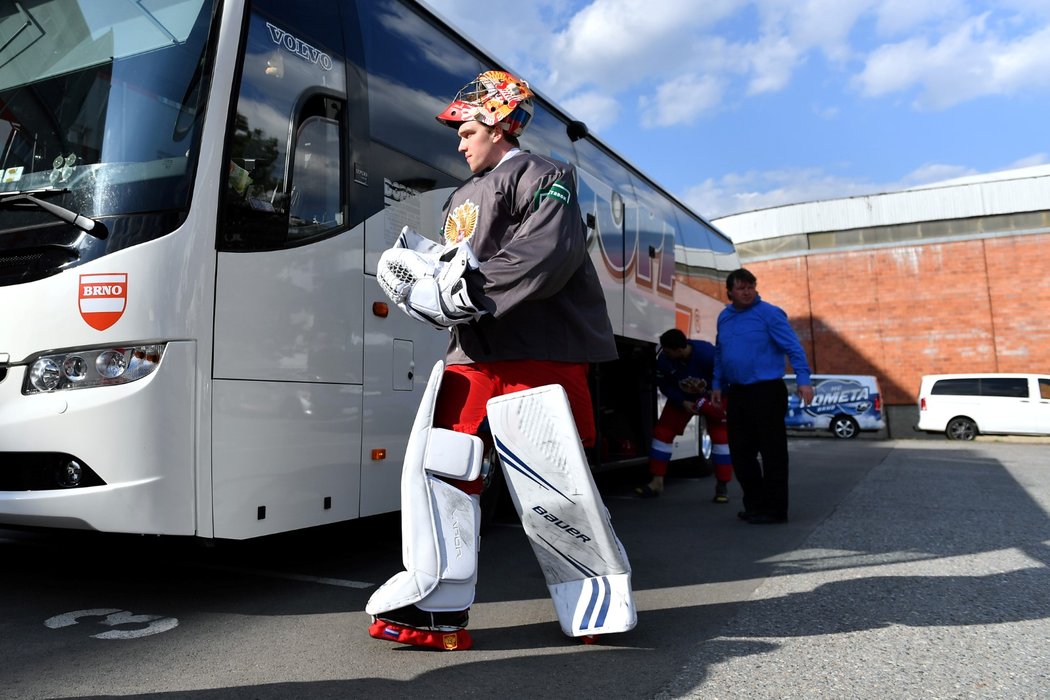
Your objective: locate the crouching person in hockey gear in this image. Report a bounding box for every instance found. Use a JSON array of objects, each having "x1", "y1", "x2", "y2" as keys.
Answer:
[
  {"x1": 639, "y1": 329, "x2": 733, "y2": 501},
  {"x1": 368, "y1": 69, "x2": 632, "y2": 649}
]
